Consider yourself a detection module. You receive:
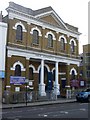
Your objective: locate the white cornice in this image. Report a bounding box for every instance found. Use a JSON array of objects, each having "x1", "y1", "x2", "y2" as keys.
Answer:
[
  {"x1": 7, "y1": 46, "x2": 81, "y2": 66},
  {"x1": 7, "y1": 8, "x2": 80, "y2": 39}
]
